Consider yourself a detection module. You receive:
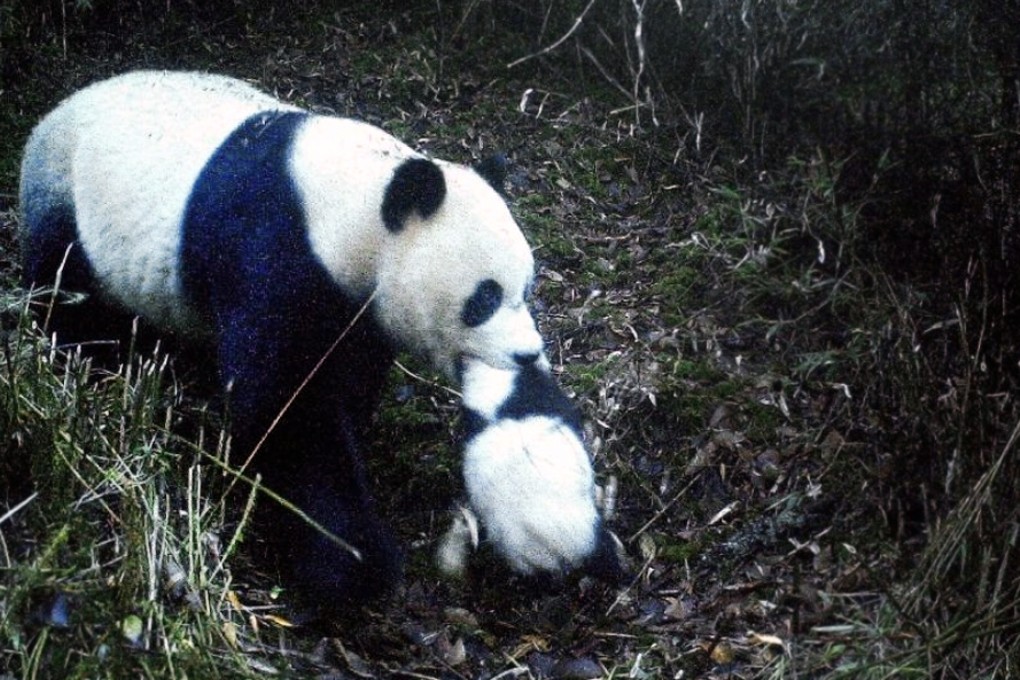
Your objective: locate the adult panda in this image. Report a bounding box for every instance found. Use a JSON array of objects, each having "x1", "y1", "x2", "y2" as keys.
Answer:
[{"x1": 17, "y1": 70, "x2": 585, "y2": 609}]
